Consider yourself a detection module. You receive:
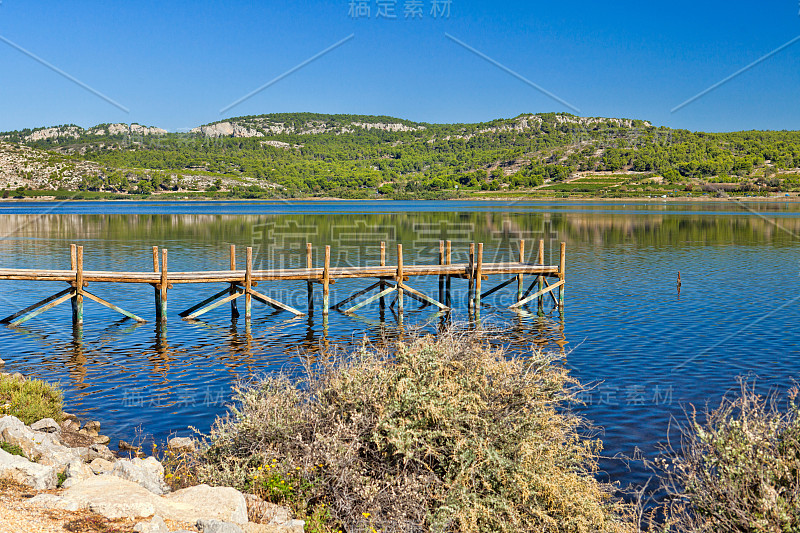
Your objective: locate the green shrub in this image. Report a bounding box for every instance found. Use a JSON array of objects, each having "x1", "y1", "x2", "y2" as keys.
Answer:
[
  {"x1": 658, "y1": 379, "x2": 800, "y2": 532},
  {"x1": 0, "y1": 442, "x2": 24, "y2": 457},
  {"x1": 0, "y1": 374, "x2": 64, "y2": 425},
  {"x1": 194, "y1": 332, "x2": 637, "y2": 533}
]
